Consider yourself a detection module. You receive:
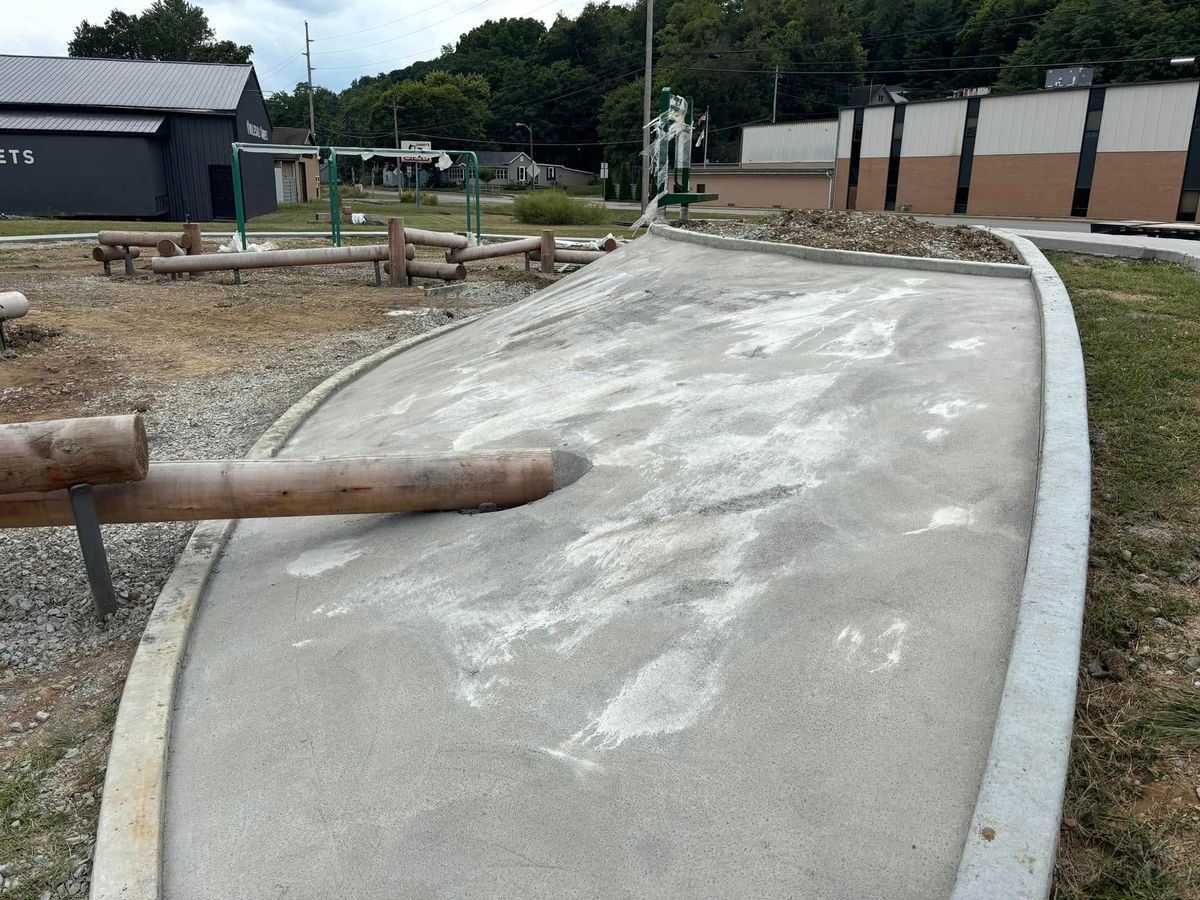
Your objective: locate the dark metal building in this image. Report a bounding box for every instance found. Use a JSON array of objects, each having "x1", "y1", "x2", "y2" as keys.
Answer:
[{"x1": 0, "y1": 55, "x2": 275, "y2": 221}]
